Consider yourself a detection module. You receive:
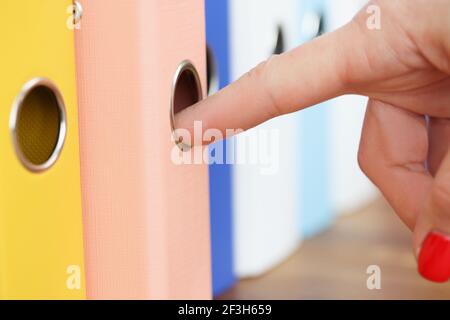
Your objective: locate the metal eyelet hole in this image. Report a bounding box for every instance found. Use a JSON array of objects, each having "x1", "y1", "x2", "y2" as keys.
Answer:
[
  {"x1": 73, "y1": 1, "x2": 83, "y2": 25},
  {"x1": 10, "y1": 78, "x2": 67, "y2": 173},
  {"x1": 317, "y1": 12, "x2": 325, "y2": 37},
  {"x1": 206, "y1": 45, "x2": 219, "y2": 96},
  {"x1": 273, "y1": 25, "x2": 286, "y2": 55},
  {"x1": 170, "y1": 60, "x2": 203, "y2": 152}
]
